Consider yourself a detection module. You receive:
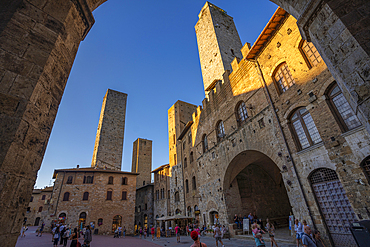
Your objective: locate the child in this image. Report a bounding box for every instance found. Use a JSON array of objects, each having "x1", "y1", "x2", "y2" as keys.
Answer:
[{"x1": 252, "y1": 223, "x2": 265, "y2": 244}]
